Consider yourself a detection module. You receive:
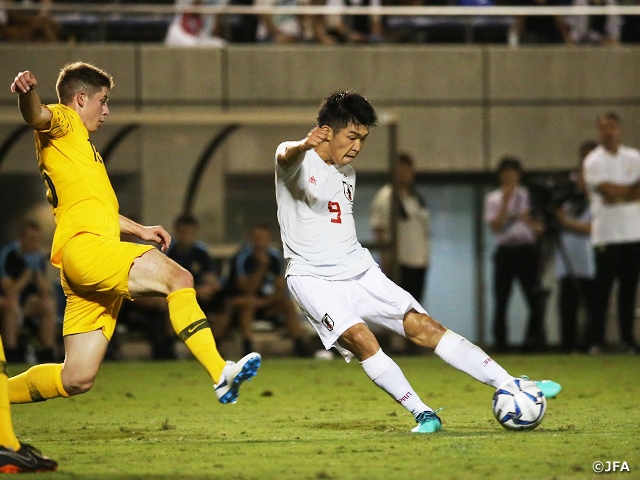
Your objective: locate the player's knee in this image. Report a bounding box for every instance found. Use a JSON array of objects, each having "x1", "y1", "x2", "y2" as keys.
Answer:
[
  {"x1": 404, "y1": 312, "x2": 444, "y2": 349},
  {"x1": 62, "y1": 371, "x2": 97, "y2": 396},
  {"x1": 168, "y1": 265, "x2": 194, "y2": 291},
  {"x1": 340, "y1": 324, "x2": 378, "y2": 357},
  {"x1": 65, "y1": 379, "x2": 95, "y2": 396}
]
